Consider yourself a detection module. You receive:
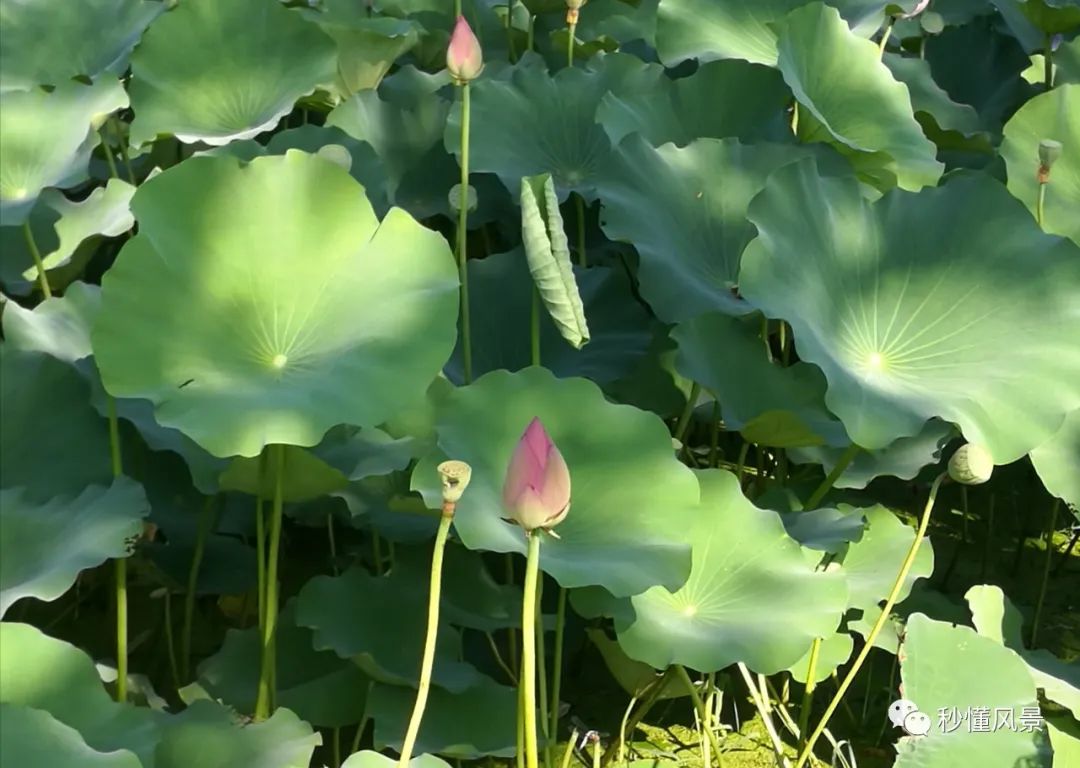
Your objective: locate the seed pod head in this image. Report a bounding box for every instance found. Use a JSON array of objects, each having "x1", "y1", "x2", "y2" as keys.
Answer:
[
  {"x1": 1039, "y1": 139, "x2": 1063, "y2": 170},
  {"x1": 948, "y1": 443, "x2": 994, "y2": 485},
  {"x1": 438, "y1": 460, "x2": 473, "y2": 503},
  {"x1": 502, "y1": 417, "x2": 571, "y2": 532},
  {"x1": 567, "y1": 0, "x2": 586, "y2": 10},
  {"x1": 447, "y1": 15, "x2": 483, "y2": 84}
]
